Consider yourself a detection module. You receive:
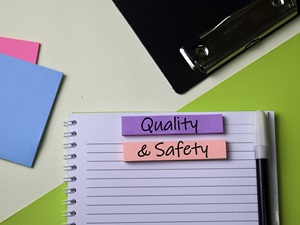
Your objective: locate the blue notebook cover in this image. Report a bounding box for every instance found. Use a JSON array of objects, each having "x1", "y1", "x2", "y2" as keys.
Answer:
[{"x1": 0, "y1": 54, "x2": 63, "y2": 167}]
